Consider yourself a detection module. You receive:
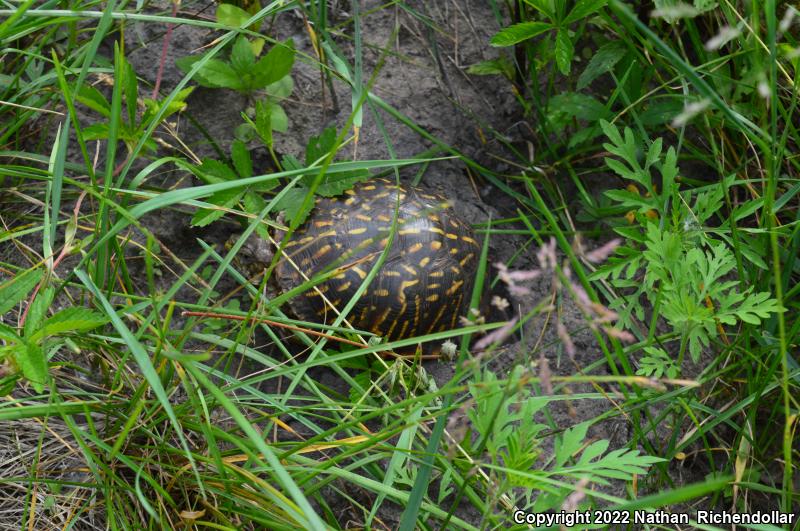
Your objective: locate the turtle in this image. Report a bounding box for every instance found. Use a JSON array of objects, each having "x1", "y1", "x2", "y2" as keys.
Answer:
[{"x1": 233, "y1": 178, "x2": 481, "y2": 350}]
